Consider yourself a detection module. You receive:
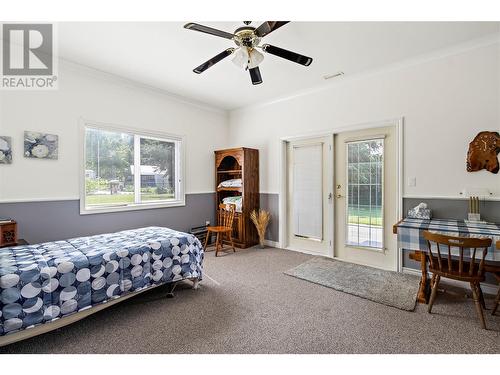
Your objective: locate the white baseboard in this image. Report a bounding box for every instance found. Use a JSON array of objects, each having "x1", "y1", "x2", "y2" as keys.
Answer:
[
  {"x1": 333, "y1": 256, "x2": 397, "y2": 272},
  {"x1": 402, "y1": 267, "x2": 499, "y2": 296},
  {"x1": 283, "y1": 246, "x2": 328, "y2": 257},
  {"x1": 264, "y1": 239, "x2": 279, "y2": 248}
]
